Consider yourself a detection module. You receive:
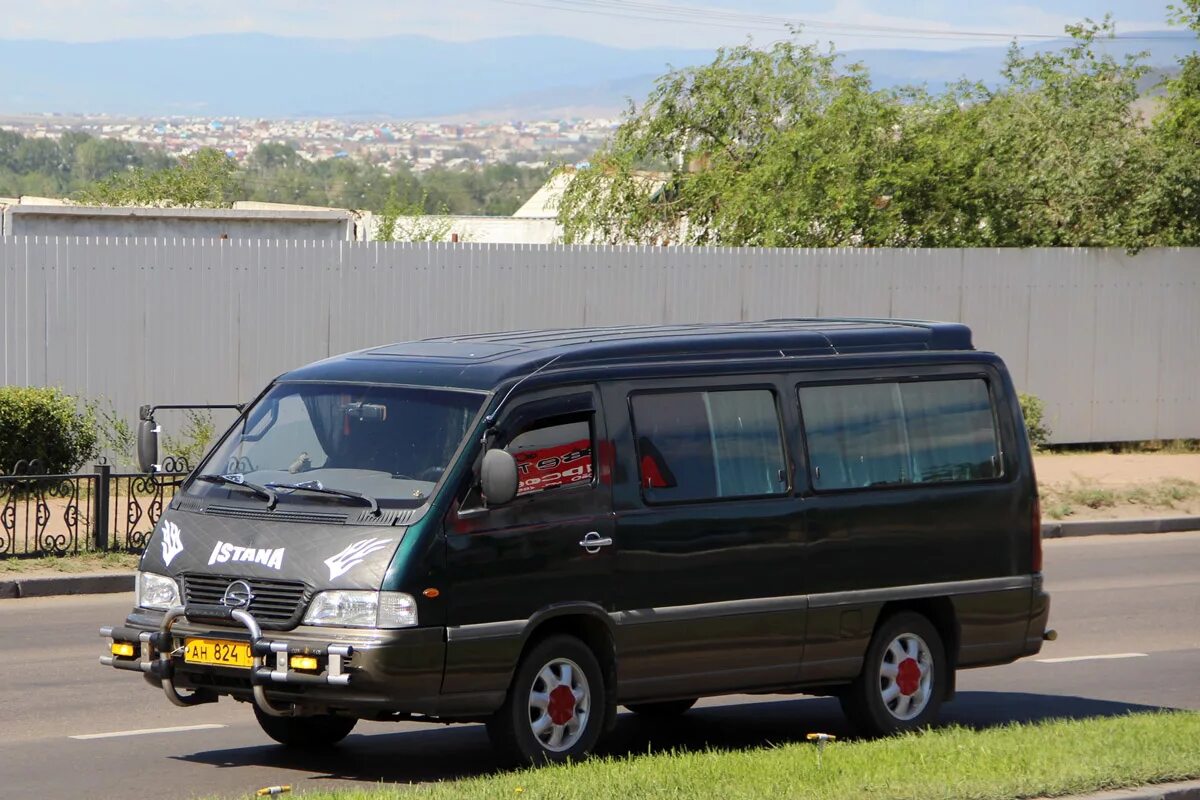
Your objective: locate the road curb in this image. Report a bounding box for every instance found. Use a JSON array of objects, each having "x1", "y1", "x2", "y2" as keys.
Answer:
[
  {"x1": 0, "y1": 571, "x2": 134, "y2": 599},
  {"x1": 1042, "y1": 516, "x2": 1200, "y2": 538},
  {"x1": 1054, "y1": 779, "x2": 1200, "y2": 800}
]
